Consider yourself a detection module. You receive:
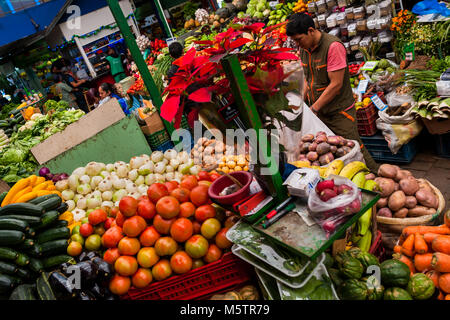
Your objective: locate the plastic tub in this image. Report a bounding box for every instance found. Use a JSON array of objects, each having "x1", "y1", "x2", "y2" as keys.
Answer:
[
  {"x1": 338, "y1": 0, "x2": 347, "y2": 7},
  {"x1": 348, "y1": 22, "x2": 357, "y2": 37},
  {"x1": 326, "y1": 13, "x2": 338, "y2": 28},
  {"x1": 356, "y1": 19, "x2": 368, "y2": 32},
  {"x1": 318, "y1": 14, "x2": 328, "y2": 28},
  {"x1": 208, "y1": 171, "x2": 253, "y2": 205},
  {"x1": 326, "y1": 0, "x2": 337, "y2": 9},
  {"x1": 308, "y1": 2, "x2": 317, "y2": 13}
]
